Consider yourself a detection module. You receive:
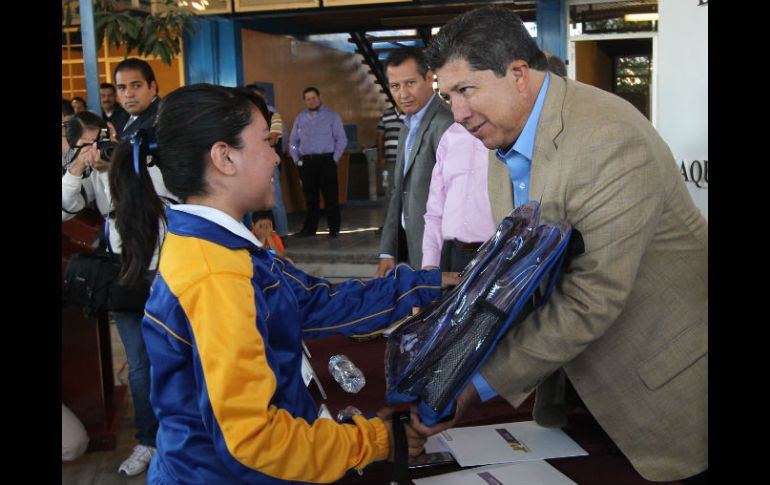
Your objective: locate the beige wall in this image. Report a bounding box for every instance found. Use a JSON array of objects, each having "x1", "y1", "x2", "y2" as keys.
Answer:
[
  {"x1": 575, "y1": 41, "x2": 613, "y2": 92},
  {"x1": 241, "y1": 29, "x2": 386, "y2": 150}
]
